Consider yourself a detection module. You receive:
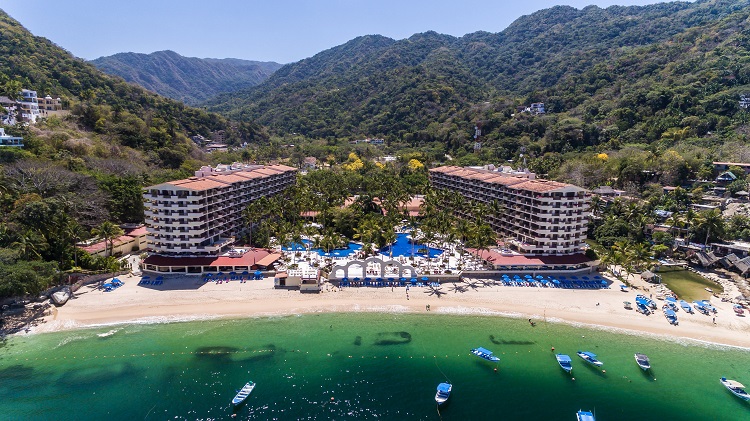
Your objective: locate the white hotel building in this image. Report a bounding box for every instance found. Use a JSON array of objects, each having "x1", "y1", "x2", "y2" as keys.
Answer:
[
  {"x1": 143, "y1": 163, "x2": 297, "y2": 257},
  {"x1": 429, "y1": 166, "x2": 590, "y2": 256}
]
